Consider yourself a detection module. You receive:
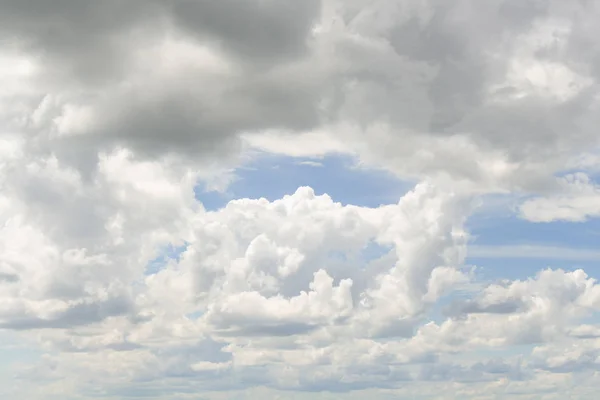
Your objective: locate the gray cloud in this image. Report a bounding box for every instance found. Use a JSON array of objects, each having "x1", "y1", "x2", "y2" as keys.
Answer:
[
  {"x1": 0, "y1": 295, "x2": 133, "y2": 330},
  {"x1": 3, "y1": 0, "x2": 600, "y2": 189},
  {"x1": 0, "y1": 0, "x2": 162, "y2": 83},
  {"x1": 214, "y1": 322, "x2": 319, "y2": 337},
  {"x1": 171, "y1": 0, "x2": 321, "y2": 64},
  {"x1": 326, "y1": 0, "x2": 600, "y2": 188},
  {"x1": 419, "y1": 358, "x2": 529, "y2": 382},
  {"x1": 1, "y1": 0, "x2": 327, "y2": 174},
  {"x1": 0, "y1": 272, "x2": 19, "y2": 283},
  {"x1": 444, "y1": 297, "x2": 526, "y2": 318}
]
